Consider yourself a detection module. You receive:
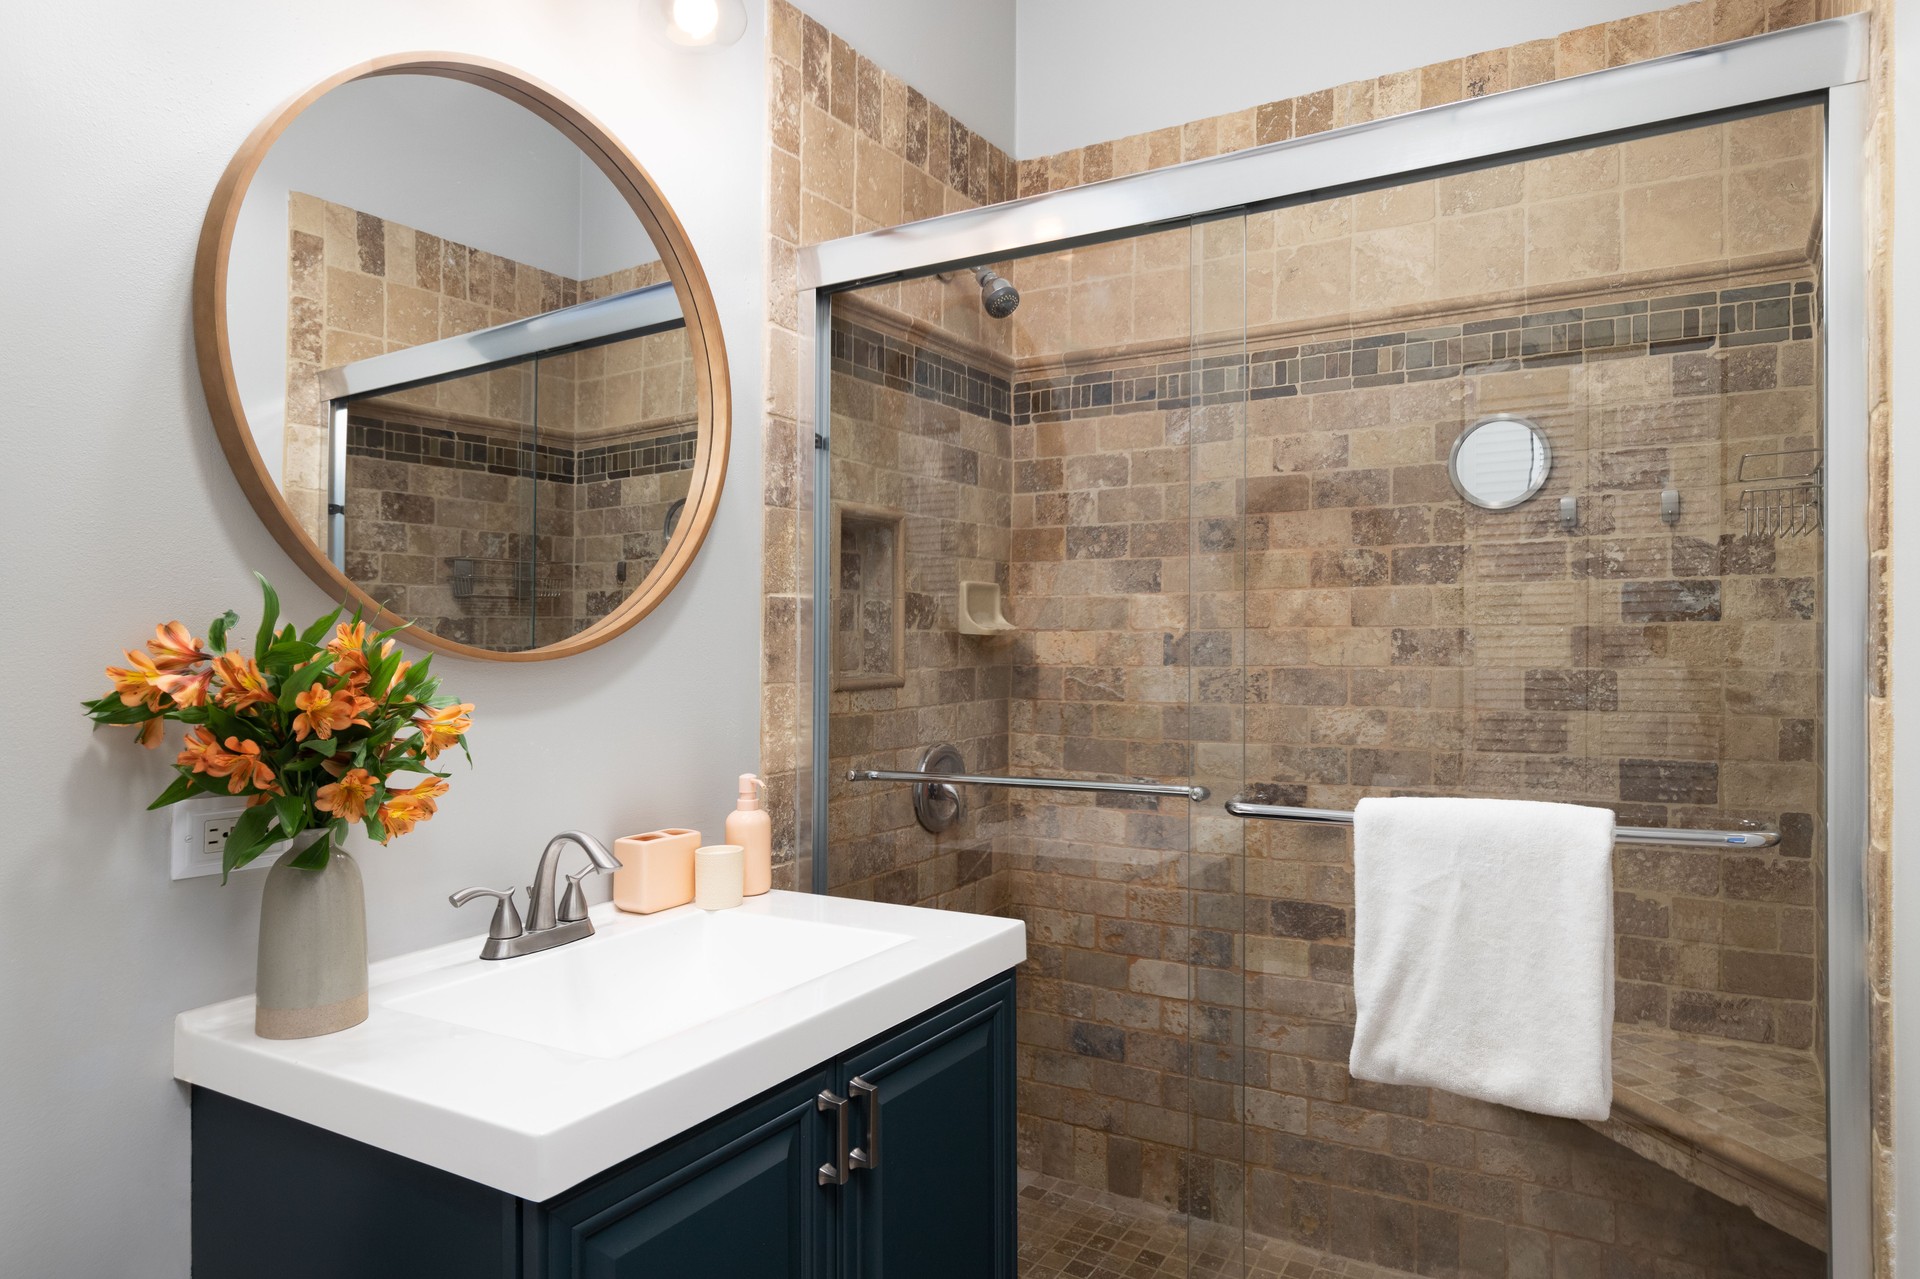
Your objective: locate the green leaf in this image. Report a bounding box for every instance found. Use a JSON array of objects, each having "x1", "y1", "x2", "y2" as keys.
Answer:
[
  {"x1": 272, "y1": 792, "x2": 308, "y2": 837},
  {"x1": 368, "y1": 644, "x2": 405, "y2": 699},
  {"x1": 285, "y1": 832, "x2": 333, "y2": 871},
  {"x1": 253, "y1": 574, "x2": 280, "y2": 664},
  {"x1": 276, "y1": 656, "x2": 331, "y2": 712},
  {"x1": 364, "y1": 812, "x2": 388, "y2": 844},
  {"x1": 392, "y1": 653, "x2": 434, "y2": 702},
  {"x1": 298, "y1": 607, "x2": 344, "y2": 646},
  {"x1": 85, "y1": 700, "x2": 155, "y2": 726},
  {"x1": 208, "y1": 609, "x2": 239, "y2": 654},
  {"x1": 222, "y1": 804, "x2": 276, "y2": 882},
  {"x1": 147, "y1": 773, "x2": 202, "y2": 810}
]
